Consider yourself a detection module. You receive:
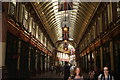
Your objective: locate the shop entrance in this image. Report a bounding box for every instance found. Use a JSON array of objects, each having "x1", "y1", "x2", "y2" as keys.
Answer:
[{"x1": 5, "y1": 32, "x2": 19, "y2": 78}]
